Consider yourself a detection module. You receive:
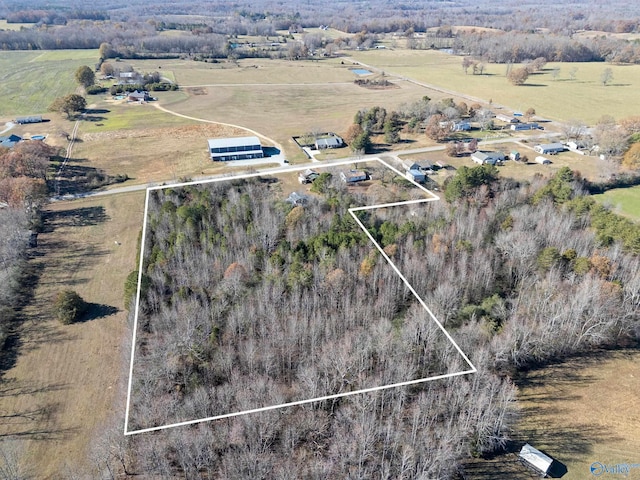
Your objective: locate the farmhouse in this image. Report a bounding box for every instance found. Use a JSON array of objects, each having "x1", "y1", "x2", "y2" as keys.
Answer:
[
  {"x1": 15, "y1": 115, "x2": 43, "y2": 124},
  {"x1": 518, "y1": 444, "x2": 554, "y2": 477},
  {"x1": 534, "y1": 143, "x2": 565, "y2": 155},
  {"x1": 340, "y1": 170, "x2": 368, "y2": 183},
  {"x1": 315, "y1": 136, "x2": 344, "y2": 149},
  {"x1": 471, "y1": 151, "x2": 504, "y2": 165},
  {"x1": 0, "y1": 134, "x2": 22, "y2": 148},
  {"x1": 208, "y1": 136, "x2": 264, "y2": 161},
  {"x1": 298, "y1": 169, "x2": 319, "y2": 184}
]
